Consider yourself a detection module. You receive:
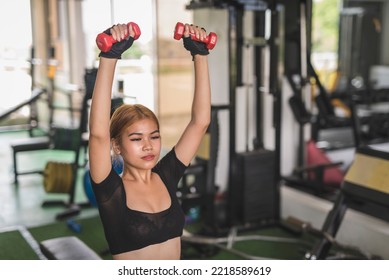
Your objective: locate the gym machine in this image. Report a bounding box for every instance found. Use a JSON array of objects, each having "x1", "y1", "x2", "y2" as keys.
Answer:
[
  {"x1": 10, "y1": 46, "x2": 79, "y2": 185},
  {"x1": 314, "y1": 1, "x2": 388, "y2": 148},
  {"x1": 282, "y1": 0, "x2": 346, "y2": 197},
  {"x1": 0, "y1": 47, "x2": 57, "y2": 135},
  {"x1": 40, "y1": 68, "x2": 95, "y2": 220},
  {"x1": 0, "y1": 87, "x2": 47, "y2": 126},
  {"x1": 305, "y1": 147, "x2": 389, "y2": 260},
  {"x1": 181, "y1": 0, "x2": 379, "y2": 260},
  {"x1": 284, "y1": 0, "x2": 389, "y2": 201},
  {"x1": 7, "y1": 42, "x2": 92, "y2": 225},
  {"x1": 180, "y1": 0, "x2": 312, "y2": 259}
]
